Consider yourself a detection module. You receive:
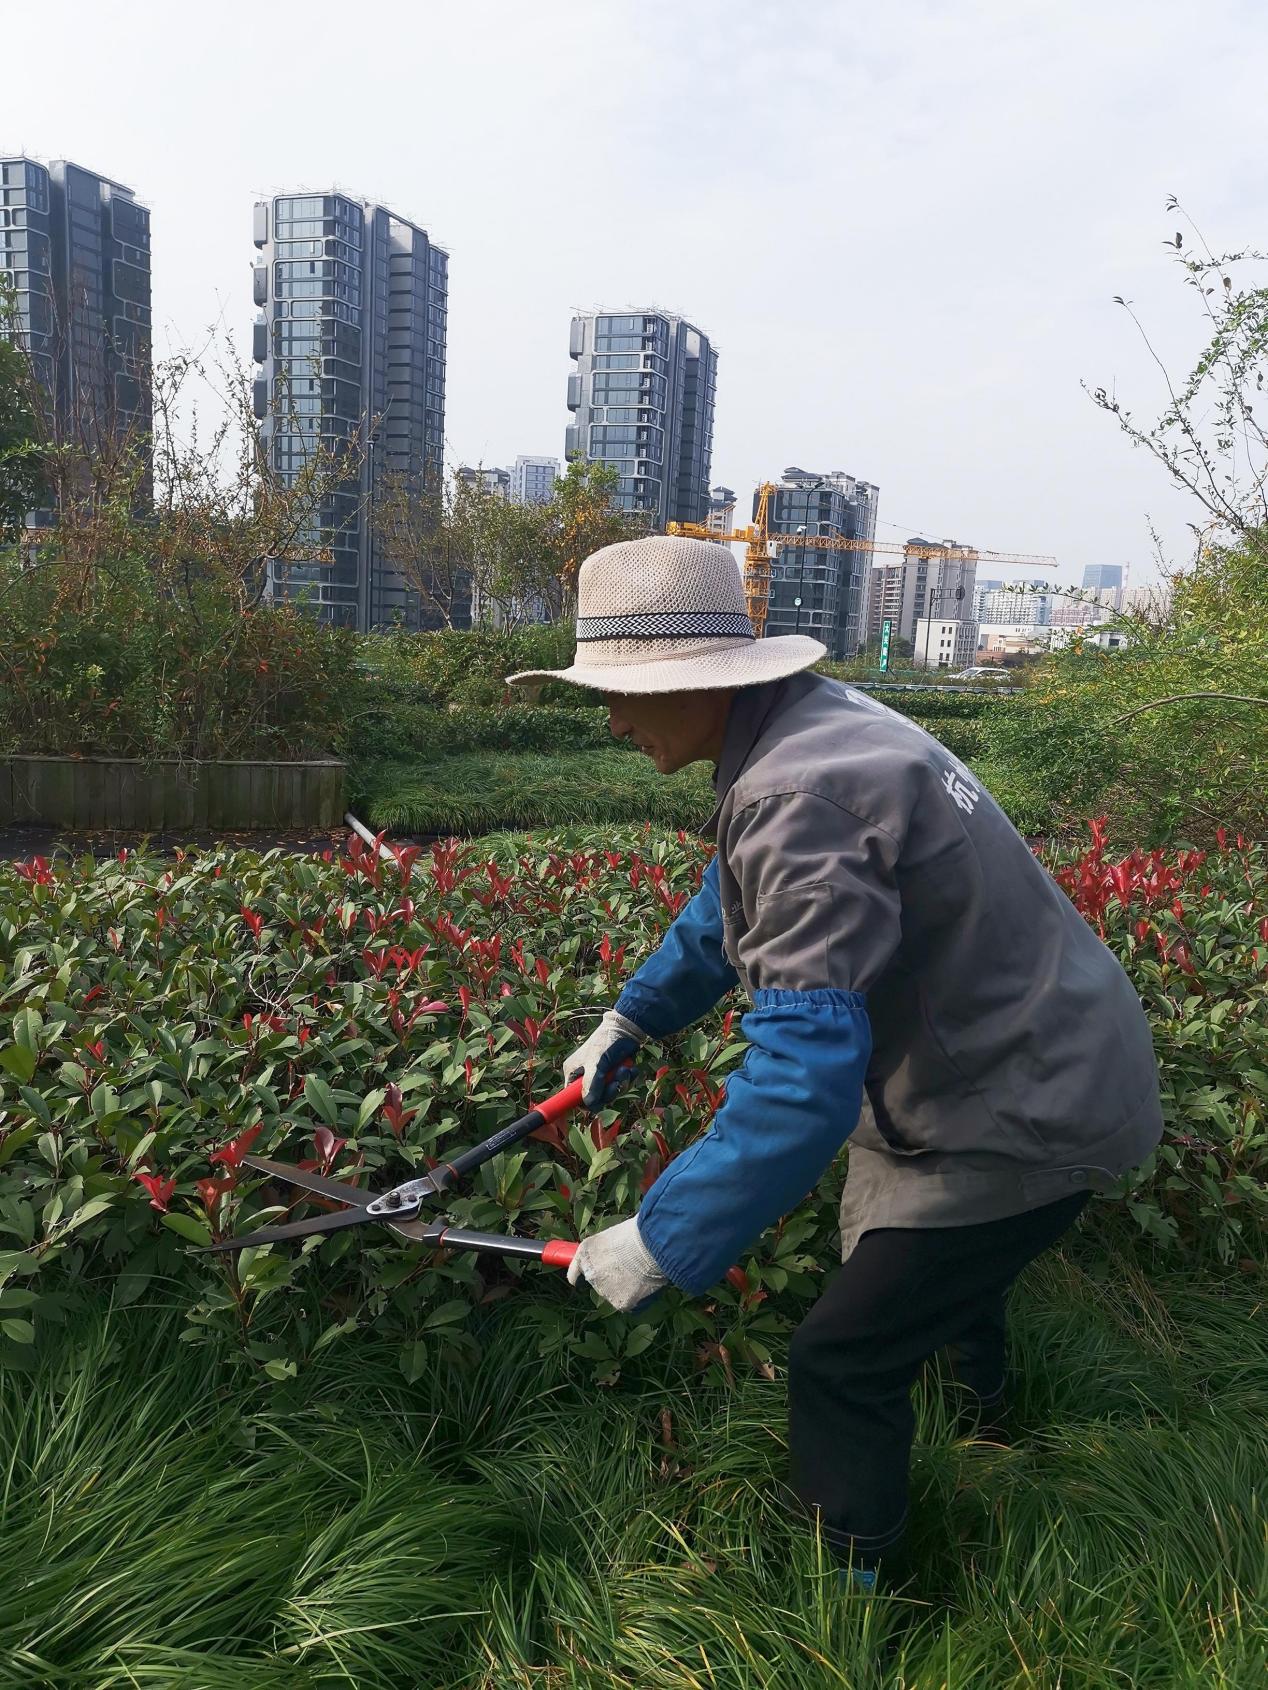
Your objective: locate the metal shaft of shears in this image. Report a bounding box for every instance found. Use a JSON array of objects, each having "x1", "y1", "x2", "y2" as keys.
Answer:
[
  {"x1": 362, "y1": 1069, "x2": 600, "y2": 1216},
  {"x1": 201, "y1": 1069, "x2": 608, "y2": 1254}
]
